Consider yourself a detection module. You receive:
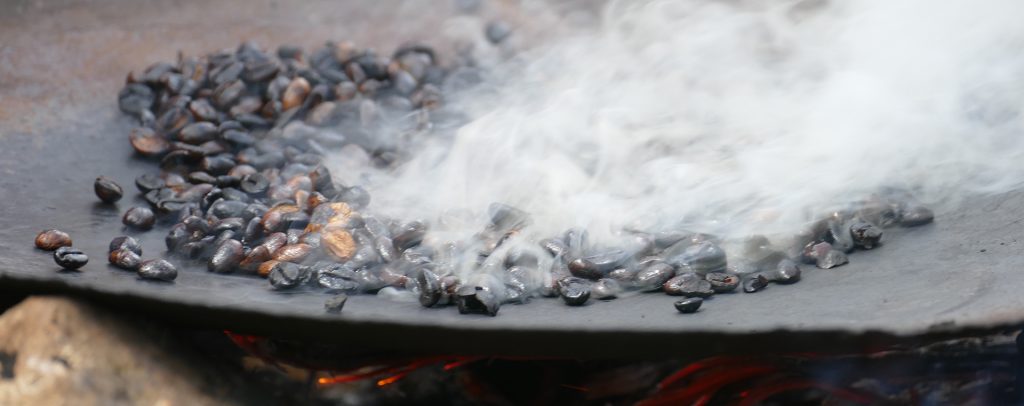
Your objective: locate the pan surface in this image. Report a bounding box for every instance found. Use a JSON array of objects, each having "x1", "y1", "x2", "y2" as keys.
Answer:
[{"x1": 2, "y1": 0, "x2": 1024, "y2": 358}]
